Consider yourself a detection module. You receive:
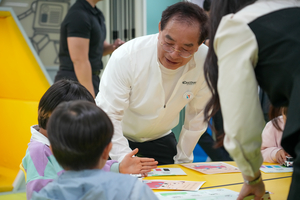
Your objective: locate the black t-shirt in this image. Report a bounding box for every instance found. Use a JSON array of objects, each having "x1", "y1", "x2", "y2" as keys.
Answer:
[{"x1": 58, "y1": 0, "x2": 106, "y2": 71}]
